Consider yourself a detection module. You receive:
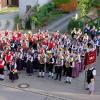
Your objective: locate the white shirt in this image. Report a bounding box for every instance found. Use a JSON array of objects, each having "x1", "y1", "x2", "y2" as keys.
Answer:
[{"x1": 90, "y1": 67, "x2": 96, "y2": 76}]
